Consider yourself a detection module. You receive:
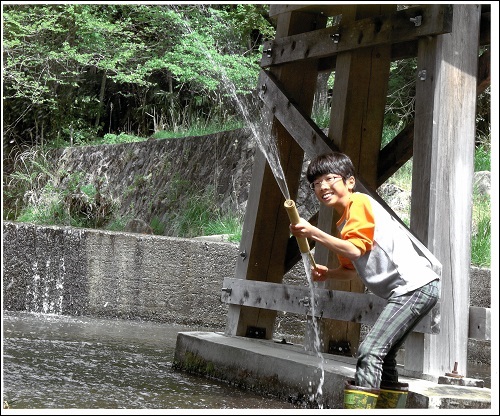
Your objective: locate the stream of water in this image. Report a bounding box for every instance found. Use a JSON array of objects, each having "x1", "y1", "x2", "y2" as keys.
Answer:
[{"x1": 169, "y1": 5, "x2": 326, "y2": 406}]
